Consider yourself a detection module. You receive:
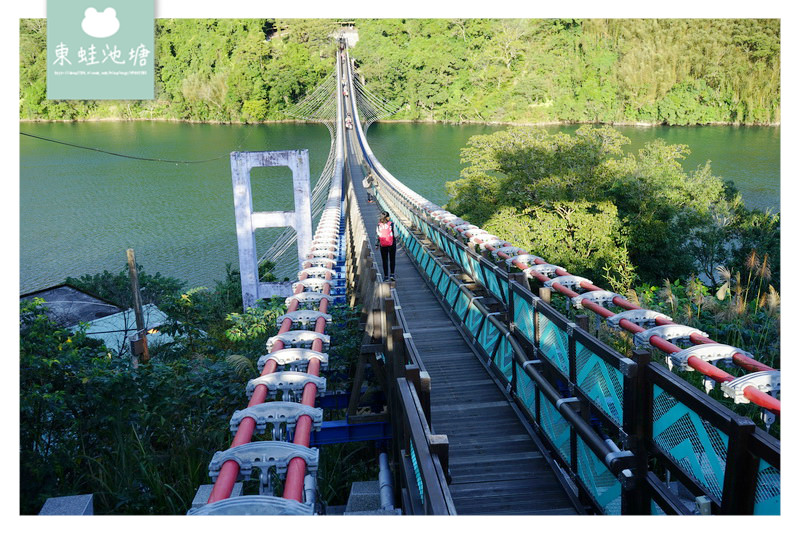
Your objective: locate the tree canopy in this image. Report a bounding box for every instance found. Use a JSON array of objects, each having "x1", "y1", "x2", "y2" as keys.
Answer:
[{"x1": 20, "y1": 18, "x2": 779, "y2": 125}]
